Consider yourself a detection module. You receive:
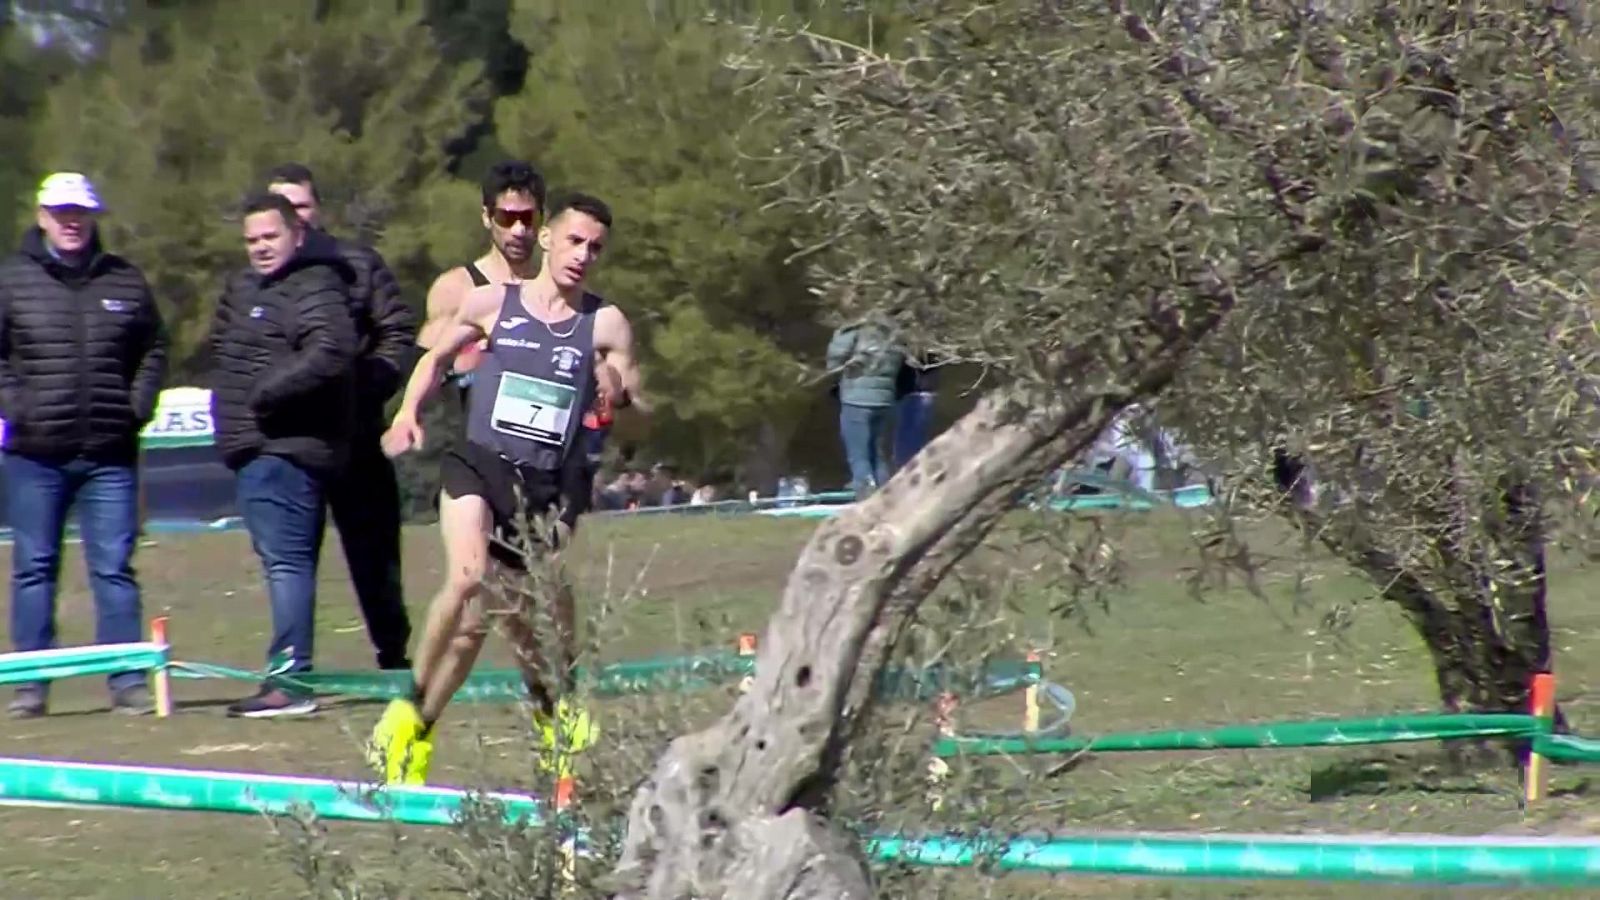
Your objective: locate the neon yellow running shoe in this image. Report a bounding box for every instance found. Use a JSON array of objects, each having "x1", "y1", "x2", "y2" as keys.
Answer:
[
  {"x1": 534, "y1": 698, "x2": 598, "y2": 777},
  {"x1": 366, "y1": 698, "x2": 433, "y2": 785}
]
